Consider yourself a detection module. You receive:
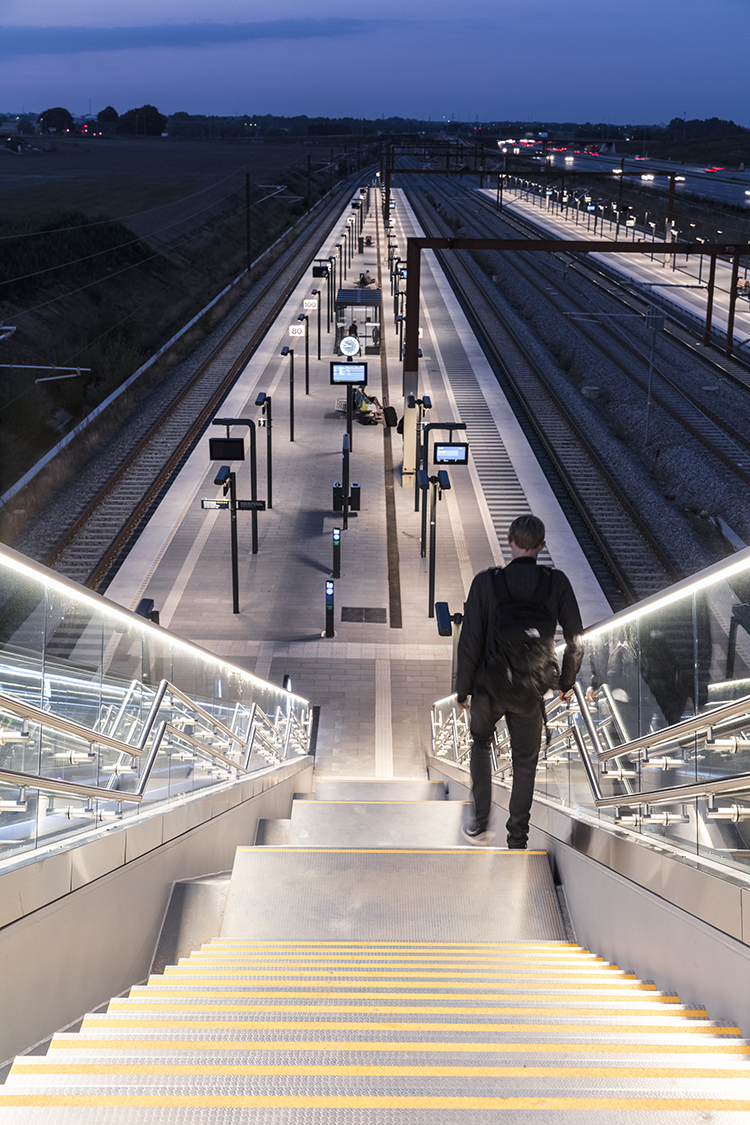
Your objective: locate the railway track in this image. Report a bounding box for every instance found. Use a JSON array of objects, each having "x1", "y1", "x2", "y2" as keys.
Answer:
[
  {"x1": 12, "y1": 178, "x2": 370, "y2": 591},
  {"x1": 405, "y1": 179, "x2": 681, "y2": 605},
  {"x1": 457, "y1": 184, "x2": 750, "y2": 481}
]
